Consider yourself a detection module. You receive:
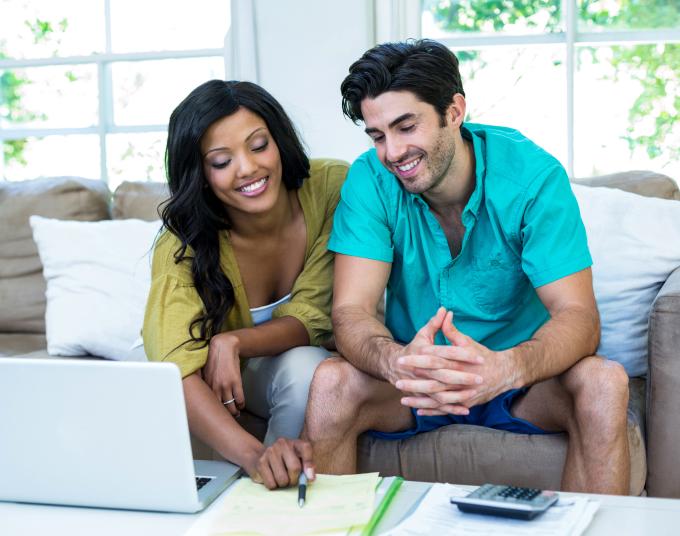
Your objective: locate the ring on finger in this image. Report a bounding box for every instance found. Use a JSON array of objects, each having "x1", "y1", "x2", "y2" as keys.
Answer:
[{"x1": 223, "y1": 398, "x2": 236, "y2": 406}]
